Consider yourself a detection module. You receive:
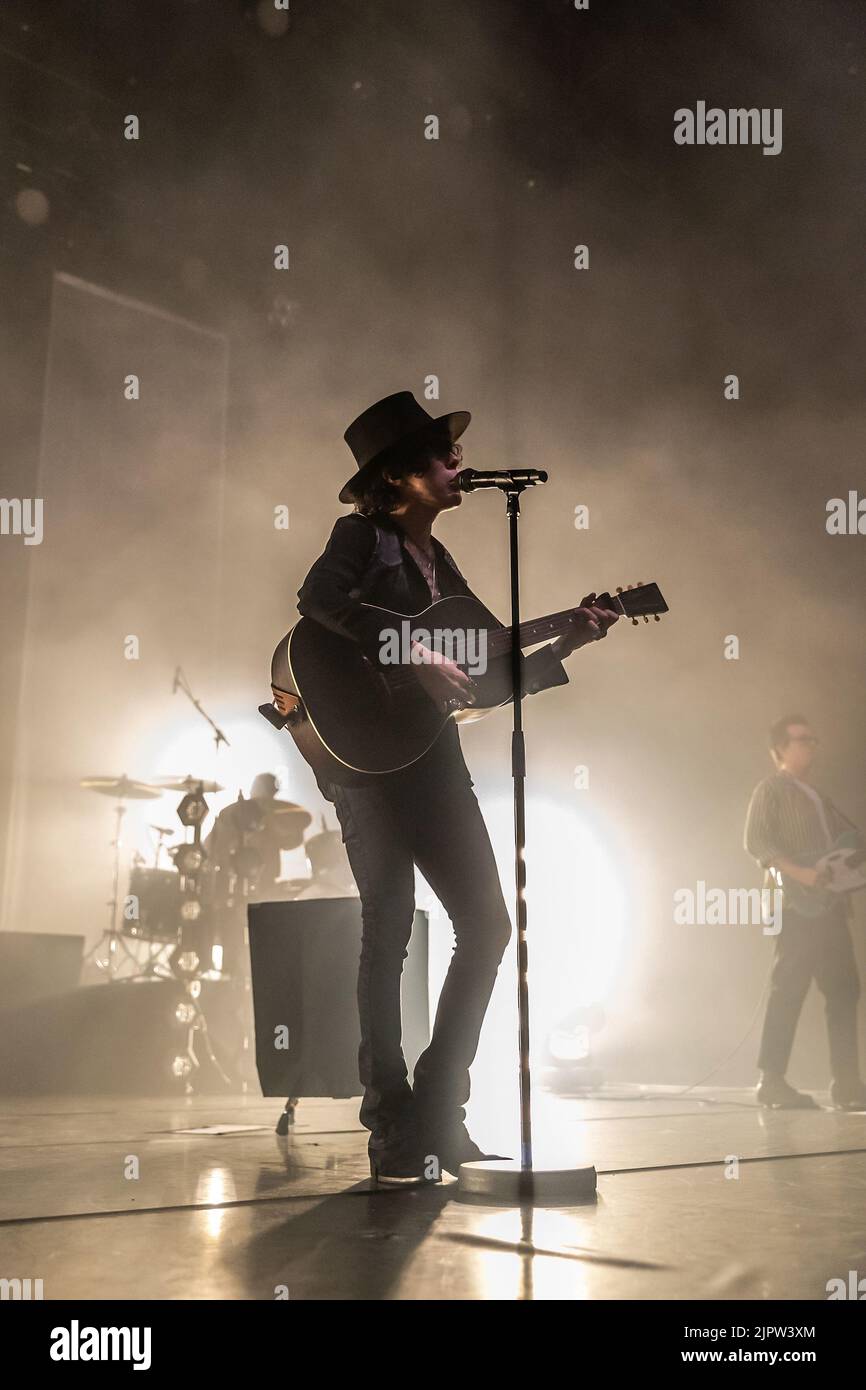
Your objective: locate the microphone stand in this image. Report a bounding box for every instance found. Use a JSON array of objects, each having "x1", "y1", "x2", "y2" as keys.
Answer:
[
  {"x1": 458, "y1": 480, "x2": 597, "y2": 1206},
  {"x1": 174, "y1": 667, "x2": 231, "y2": 758},
  {"x1": 508, "y1": 487, "x2": 533, "y2": 1197}
]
